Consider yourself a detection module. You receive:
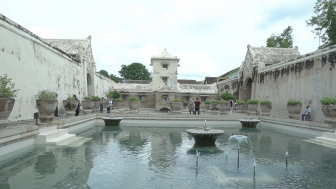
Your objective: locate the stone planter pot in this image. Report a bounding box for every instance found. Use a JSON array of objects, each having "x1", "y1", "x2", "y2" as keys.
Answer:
[
  {"x1": 36, "y1": 99, "x2": 58, "y2": 123},
  {"x1": 205, "y1": 103, "x2": 210, "y2": 109},
  {"x1": 0, "y1": 98, "x2": 15, "y2": 122},
  {"x1": 248, "y1": 104, "x2": 258, "y2": 115},
  {"x1": 128, "y1": 101, "x2": 141, "y2": 114},
  {"x1": 260, "y1": 103, "x2": 272, "y2": 116},
  {"x1": 63, "y1": 100, "x2": 79, "y2": 117},
  {"x1": 287, "y1": 104, "x2": 302, "y2": 120},
  {"x1": 170, "y1": 102, "x2": 183, "y2": 114},
  {"x1": 92, "y1": 101, "x2": 101, "y2": 113},
  {"x1": 141, "y1": 102, "x2": 146, "y2": 108},
  {"x1": 218, "y1": 102, "x2": 228, "y2": 115},
  {"x1": 235, "y1": 104, "x2": 244, "y2": 113},
  {"x1": 211, "y1": 103, "x2": 219, "y2": 115},
  {"x1": 322, "y1": 104, "x2": 336, "y2": 126},
  {"x1": 81, "y1": 100, "x2": 95, "y2": 109}
]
